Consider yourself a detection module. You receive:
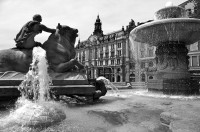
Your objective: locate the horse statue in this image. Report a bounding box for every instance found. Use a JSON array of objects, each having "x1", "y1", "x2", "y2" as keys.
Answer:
[{"x1": 0, "y1": 23, "x2": 107, "y2": 100}]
